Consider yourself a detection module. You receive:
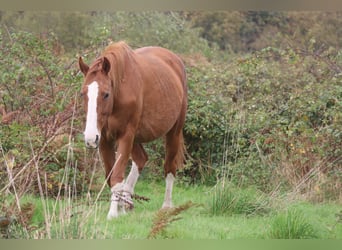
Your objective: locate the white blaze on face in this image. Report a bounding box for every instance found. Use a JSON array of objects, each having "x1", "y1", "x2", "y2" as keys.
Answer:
[{"x1": 84, "y1": 81, "x2": 100, "y2": 148}]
